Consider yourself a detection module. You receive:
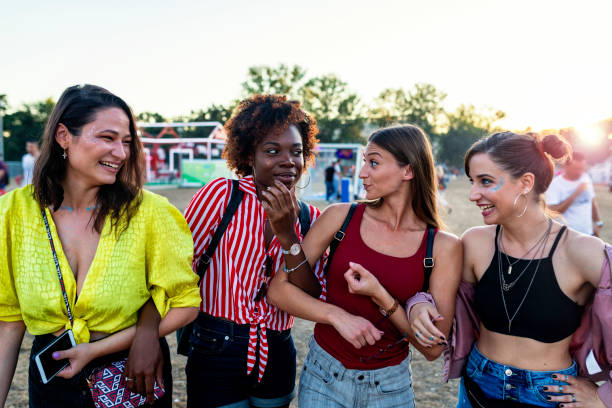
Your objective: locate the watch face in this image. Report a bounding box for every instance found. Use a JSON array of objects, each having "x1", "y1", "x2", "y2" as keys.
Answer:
[{"x1": 290, "y1": 243, "x2": 301, "y2": 256}]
